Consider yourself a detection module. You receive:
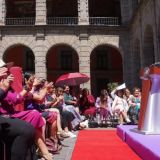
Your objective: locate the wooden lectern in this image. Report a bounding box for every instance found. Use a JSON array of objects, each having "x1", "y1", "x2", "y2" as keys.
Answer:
[{"x1": 138, "y1": 66, "x2": 160, "y2": 134}]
